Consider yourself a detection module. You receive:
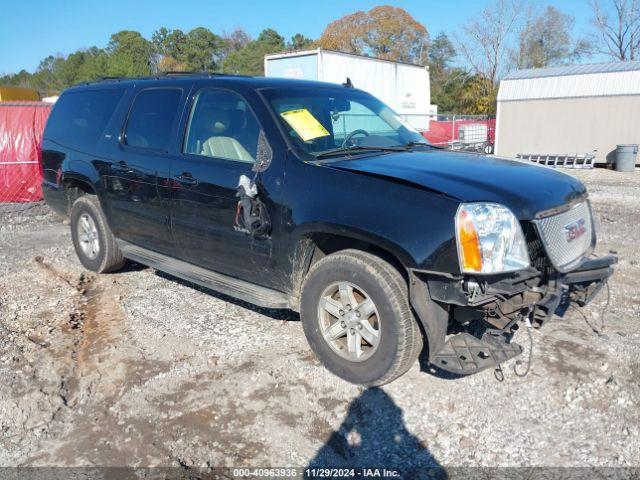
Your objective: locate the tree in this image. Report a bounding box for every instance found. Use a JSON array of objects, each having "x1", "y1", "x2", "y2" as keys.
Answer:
[
  {"x1": 75, "y1": 47, "x2": 110, "y2": 83},
  {"x1": 590, "y1": 0, "x2": 640, "y2": 60},
  {"x1": 430, "y1": 69, "x2": 467, "y2": 114},
  {"x1": 458, "y1": 75, "x2": 498, "y2": 115},
  {"x1": 428, "y1": 32, "x2": 461, "y2": 113},
  {"x1": 106, "y1": 30, "x2": 154, "y2": 77},
  {"x1": 220, "y1": 28, "x2": 285, "y2": 75},
  {"x1": 429, "y1": 32, "x2": 456, "y2": 71},
  {"x1": 517, "y1": 6, "x2": 590, "y2": 68},
  {"x1": 319, "y1": 6, "x2": 429, "y2": 64},
  {"x1": 33, "y1": 55, "x2": 66, "y2": 91},
  {"x1": 182, "y1": 27, "x2": 223, "y2": 71},
  {"x1": 151, "y1": 27, "x2": 172, "y2": 56},
  {"x1": 161, "y1": 29, "x2": 188, "y2": 60},
  {"x1": 288, "y1": 33, "x2": 315, "y2": 51},
  {"x1": 152, "y1": 27, "x2": 222, "y2": 71},
  {"x1": 456, "y1": 0, "x2": 523, "y2": 85},
  {"x1": 221, "y1": 28, "x2": 251, "y2": 55},
  {"x1": 157, "y1": 55, "x2": 188, "y2": 72}
]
